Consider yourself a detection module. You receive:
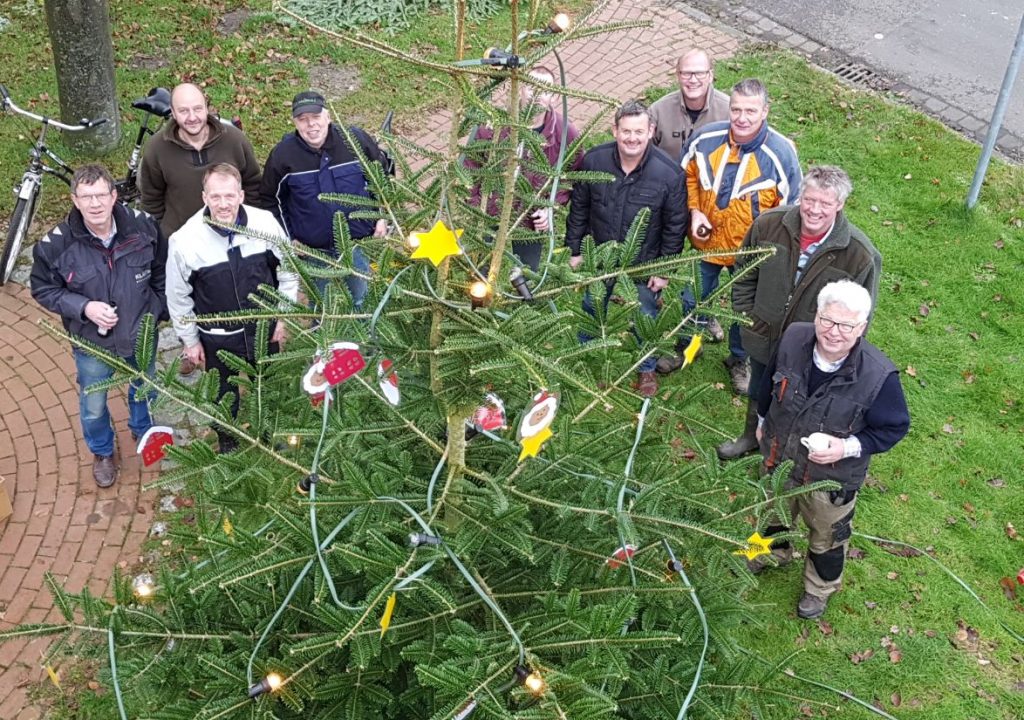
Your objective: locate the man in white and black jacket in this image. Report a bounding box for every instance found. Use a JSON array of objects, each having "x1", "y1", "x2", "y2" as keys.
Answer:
[
  {"x1": 31, "y1": 164, "x2": 168, "y2": 488},
  {"x1": 166, "y1": 163, "x2": 298, "y2": 453},
  {"x1": 256, "y1": 90, "x2": 389, "y2": 309}
]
